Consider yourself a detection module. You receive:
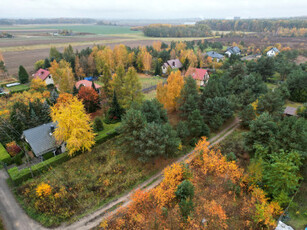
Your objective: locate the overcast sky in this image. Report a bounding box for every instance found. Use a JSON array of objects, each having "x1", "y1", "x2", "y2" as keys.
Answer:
[{"x1": 0, "y1": 0, "x2": 306, "y2": 19}]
